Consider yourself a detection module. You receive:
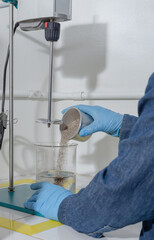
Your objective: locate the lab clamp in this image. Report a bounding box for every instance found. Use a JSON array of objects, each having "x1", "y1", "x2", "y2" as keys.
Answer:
[{"x1": 0, "y1": 0, "x2": 72, "y2": 215}]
